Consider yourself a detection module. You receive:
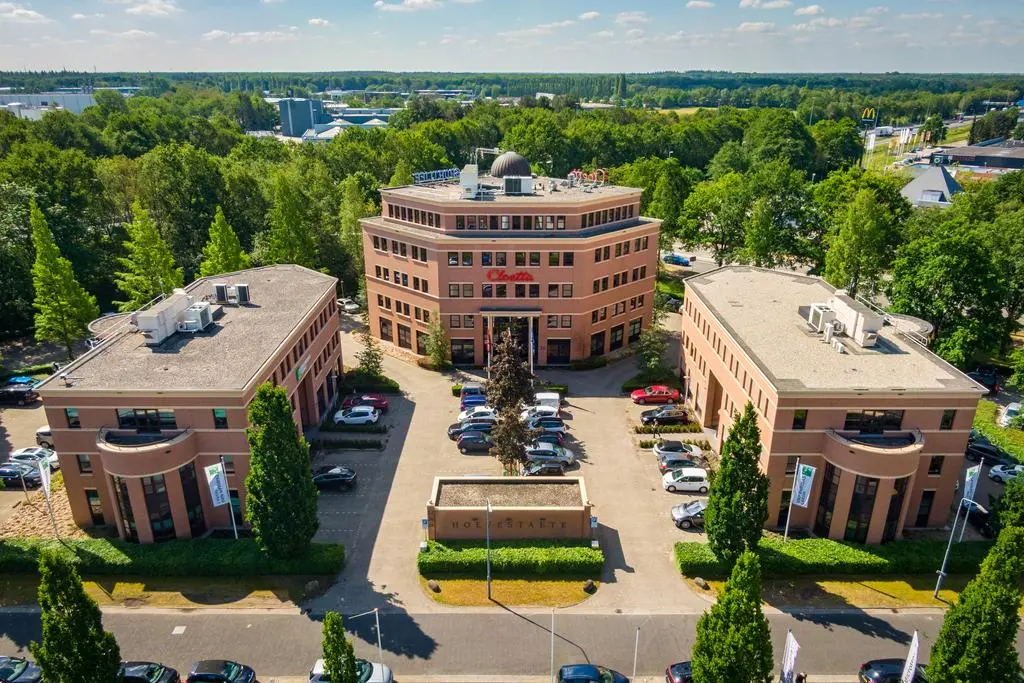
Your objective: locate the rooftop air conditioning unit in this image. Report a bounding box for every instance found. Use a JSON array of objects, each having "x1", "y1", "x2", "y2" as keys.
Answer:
[
  {"x1": 177, "y1": 301, "x2": 213, "y2": 334},
  {"x1": 214, "y1": 283, "x2": 229, "y2": 304},
  {"x1": 808, "y1": 303, "x2": 835, "y2": 333},
  {"x1": 856, "y1": 330, "x2": 878, "y2": 348},
  {"x1": 460, "y1": 164, "x2": 479, "y2": 199},
  {"x1": 235, "y1": 283, "x2": 250, "y2": 305}
]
